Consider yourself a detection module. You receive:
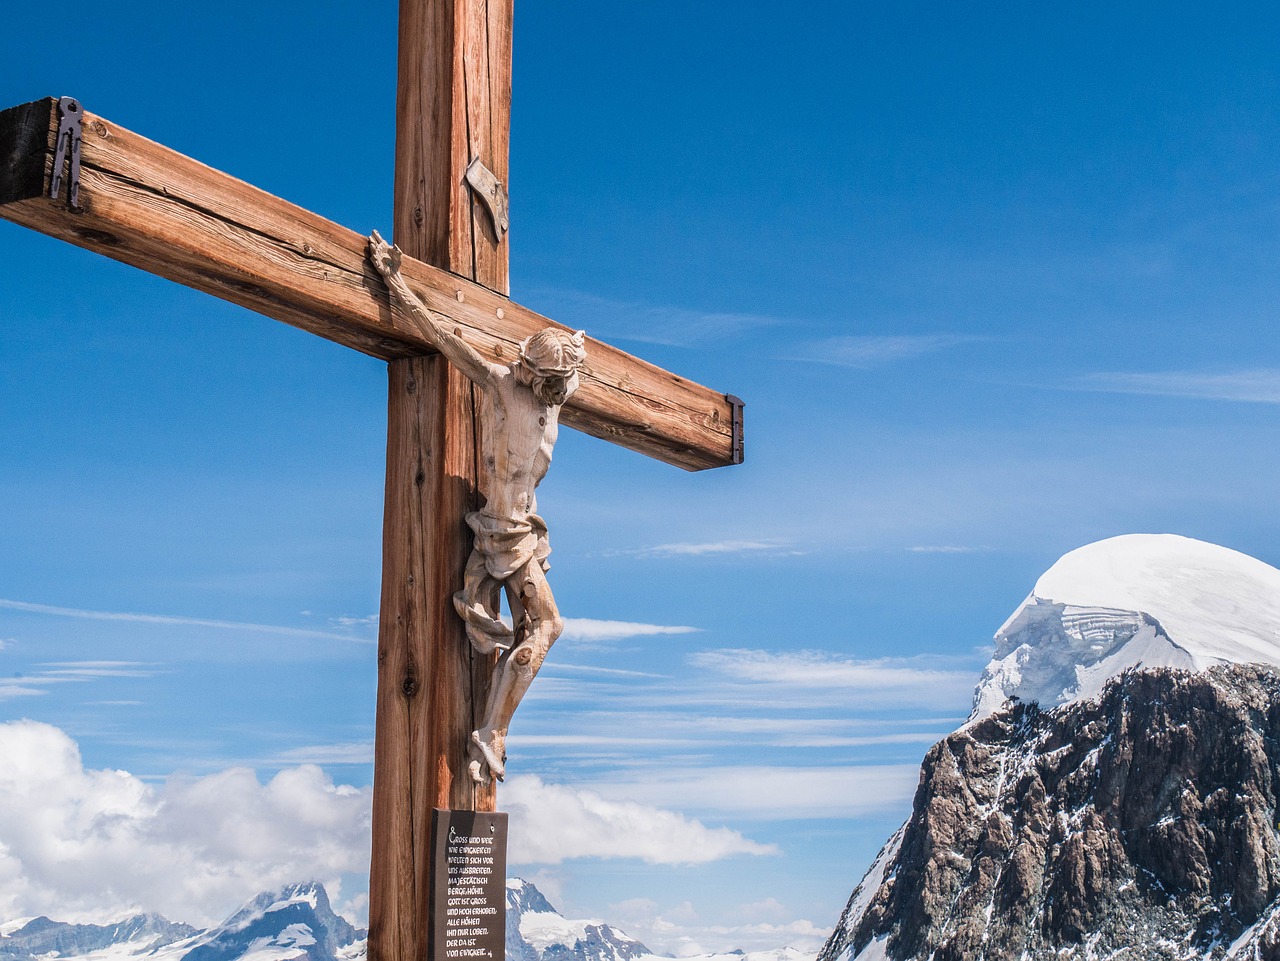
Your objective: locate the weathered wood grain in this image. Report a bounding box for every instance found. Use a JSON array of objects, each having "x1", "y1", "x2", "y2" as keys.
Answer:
[
  {"x1": 0, "y1": 97, "x2": 739, "y2": 472},
  {"x1": 371, "y1": 4, "x2": 508, "y2": 961},
  {"x1": 371, "y1": 353, "x2": 484, "y2": 961},
  {"x1": 368, "y1": 358, "x2": 423, "y2": 961}
]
